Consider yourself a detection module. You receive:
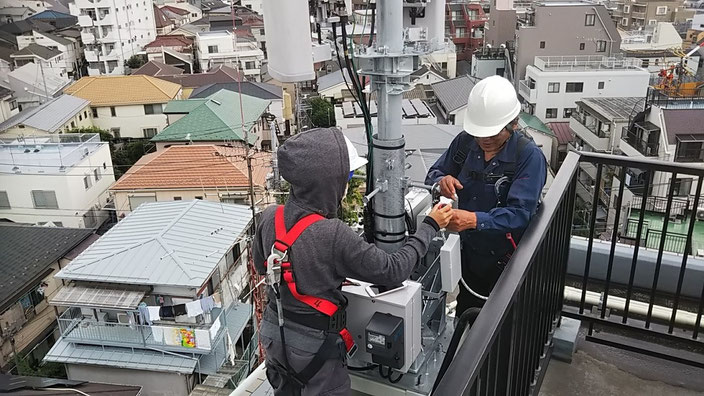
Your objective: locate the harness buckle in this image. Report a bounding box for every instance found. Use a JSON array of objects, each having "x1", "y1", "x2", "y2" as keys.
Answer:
[{"x1": 266, "y1": 249, "x2": 285, "y2": 289}]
